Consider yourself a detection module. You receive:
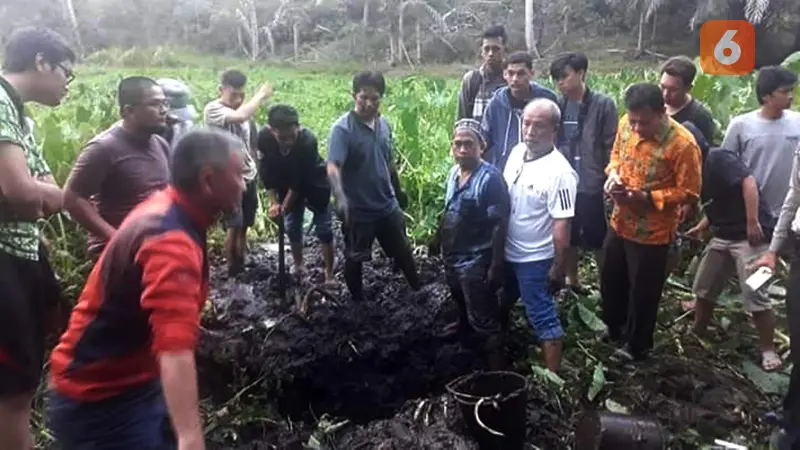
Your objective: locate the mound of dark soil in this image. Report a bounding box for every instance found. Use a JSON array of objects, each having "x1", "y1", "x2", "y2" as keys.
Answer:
[{"x1": 198, "y1": 241, "x2": 487, "y2": 424}]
